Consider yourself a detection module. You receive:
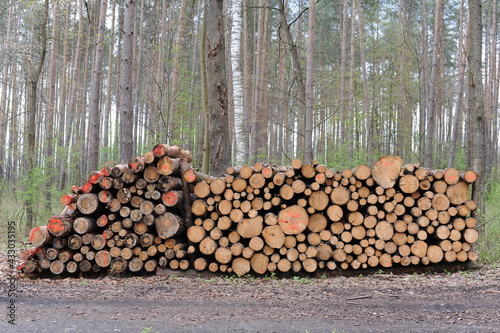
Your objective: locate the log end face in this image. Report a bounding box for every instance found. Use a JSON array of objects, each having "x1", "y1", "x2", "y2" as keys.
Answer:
[
  {"x1": 277, "y1": 205, "x2": 309, "y2": 235},
  {"x1": 372, "y1": 156, "x2": 403, "y2": 189}
]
